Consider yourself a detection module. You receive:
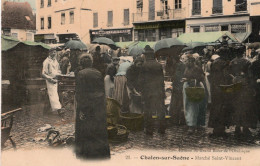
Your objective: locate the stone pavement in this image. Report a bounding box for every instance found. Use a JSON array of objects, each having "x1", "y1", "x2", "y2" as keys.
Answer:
[{"x1": 2, "y1": 103, "x2": 260, "y2": 153}]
